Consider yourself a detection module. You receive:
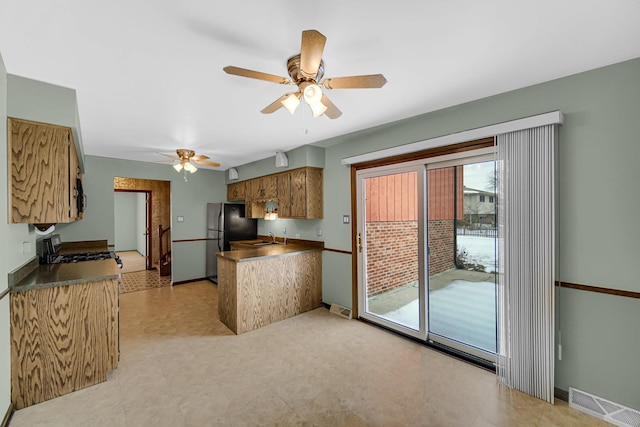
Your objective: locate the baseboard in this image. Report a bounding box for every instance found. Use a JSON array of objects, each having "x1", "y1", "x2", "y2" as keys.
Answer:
[
  {"x1": 172, "y1": 277, "x2": 207, "y2": 286},
  {"x1": 2, "y1": 402, "x2": 14, "y2": 427},
  {"x1": 555, "y1": 387, "x2": 569, "y2": 402}
]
